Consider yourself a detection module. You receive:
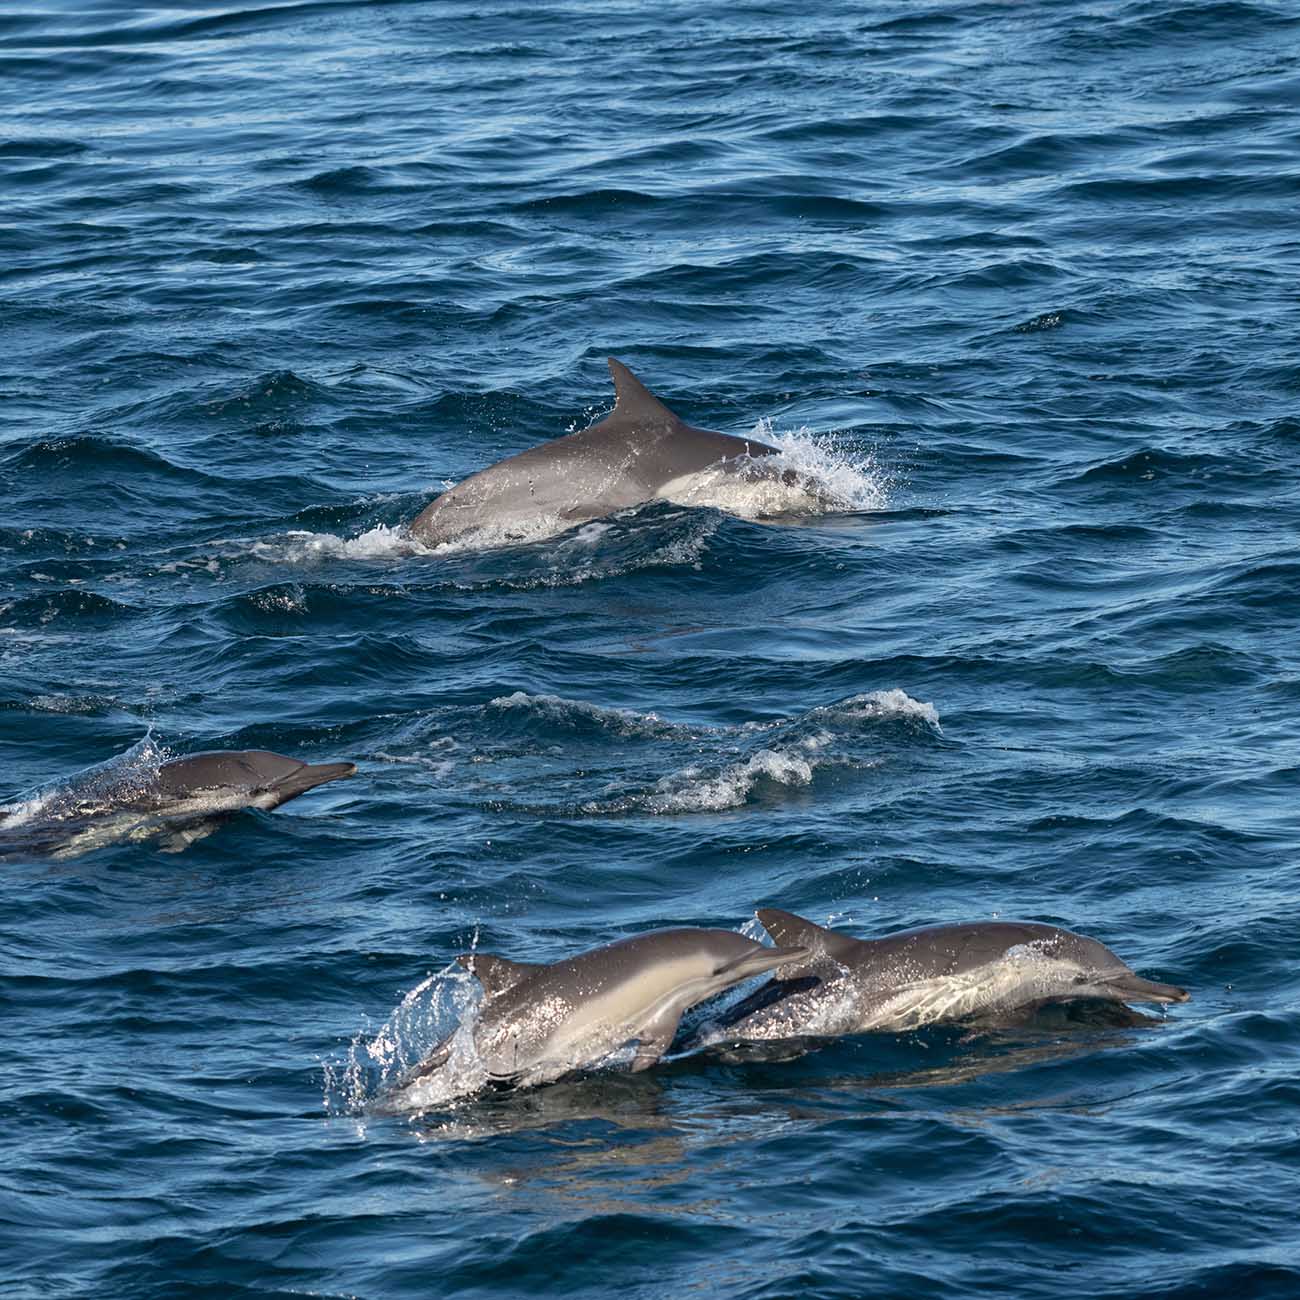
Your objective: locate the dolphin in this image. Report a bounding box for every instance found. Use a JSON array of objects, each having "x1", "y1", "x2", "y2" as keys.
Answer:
[
  {"x1": 0, "y1": 747, "x2": 356, "y2": 859},
  {"x1": 406, "y1": 928, "x2": 808, "y2": 1089},
  {"x1": 697, "y1": 909, "x2": 1189, "y2": 1046},
  {"x1": 409, "y1": 358, "x2": 789, "y2": 546}
]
